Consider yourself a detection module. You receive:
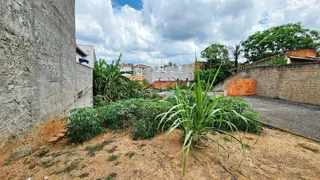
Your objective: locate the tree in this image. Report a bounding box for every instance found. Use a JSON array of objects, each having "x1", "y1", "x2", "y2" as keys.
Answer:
[
  {"x1": 201, "y1": 43, "x2": 229, "y2": 69},
  {"x1": 200, "y1": 43, "x2": 233, "y2": 85},
  {"x1": 242, "y1": 22, "x2": 320, "y2": 61},
  {"x1": 229, "y1": 43, "x2": 242, "y2": 69}
]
